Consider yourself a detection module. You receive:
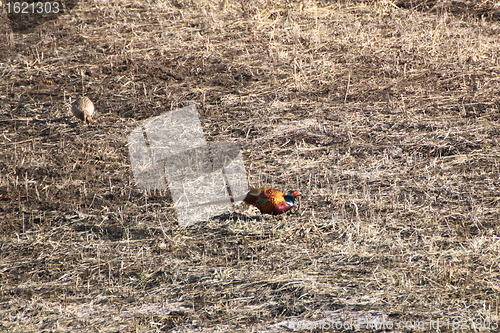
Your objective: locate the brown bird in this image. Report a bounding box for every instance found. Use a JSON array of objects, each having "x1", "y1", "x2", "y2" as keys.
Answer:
[
  {"x1": 243, "y1": 187, "x2": 299, "y2": 215},
  {"x1": 71, "y1": 96, "x2": 94, "y2": 124}
]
